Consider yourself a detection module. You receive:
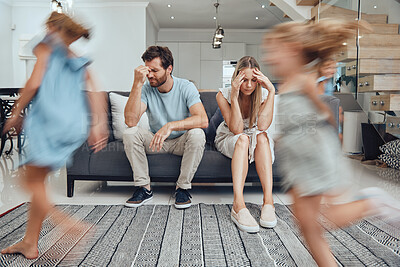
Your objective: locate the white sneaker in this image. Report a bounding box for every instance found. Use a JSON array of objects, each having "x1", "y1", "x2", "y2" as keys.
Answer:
[
  {"x1": 359, "y1": 187, "x2": 400, "y2": 222},
  {"x1": 231, "y1": 208, "x2": 259, "y2": 233},
  {"x1": 260, "y1": 204, "x2": 277, "y2": 228}
]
